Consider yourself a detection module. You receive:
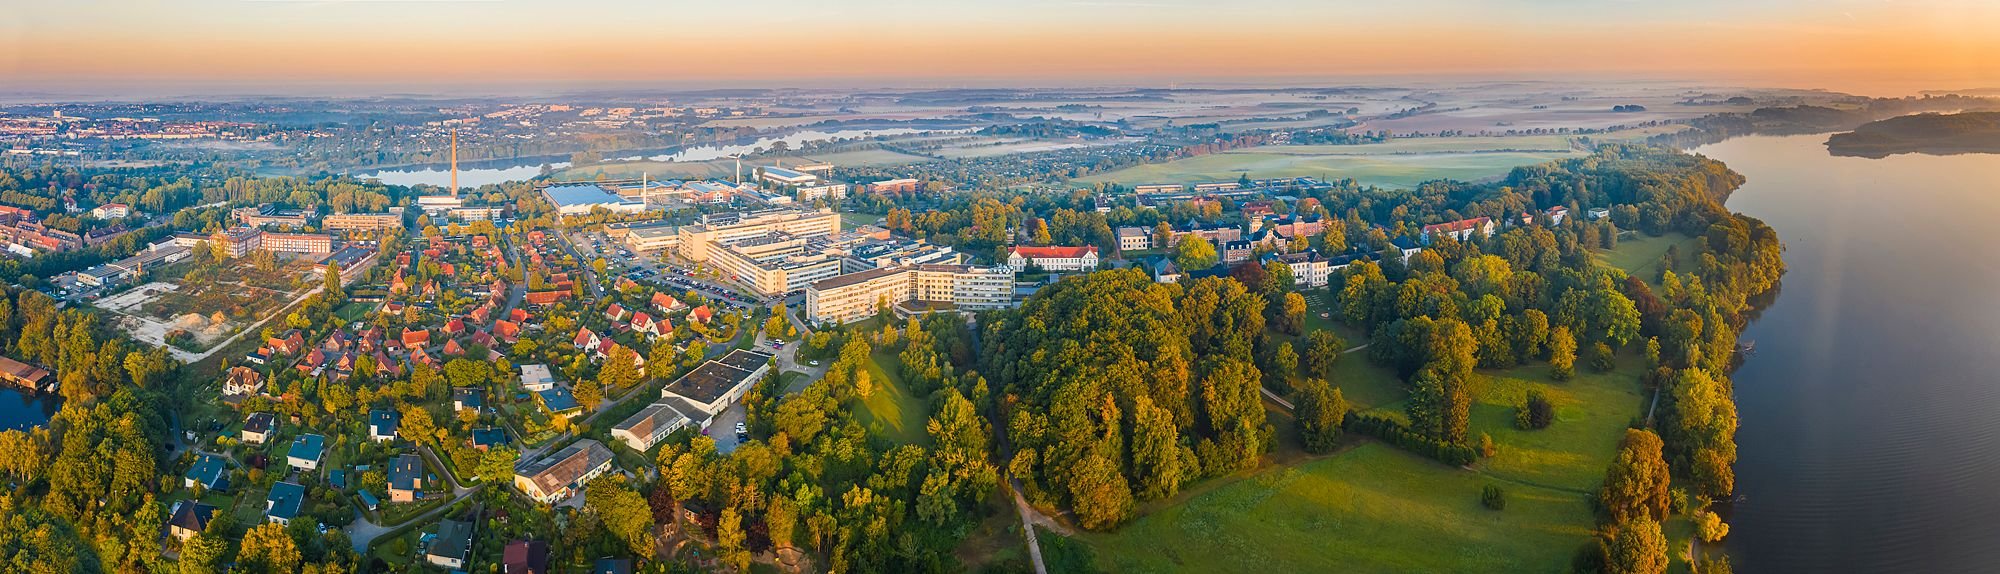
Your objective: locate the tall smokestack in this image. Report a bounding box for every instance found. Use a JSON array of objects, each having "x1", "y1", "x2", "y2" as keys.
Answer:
[{"x1": 449, "y1": 129, "x2": 459, "y2": 197}]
